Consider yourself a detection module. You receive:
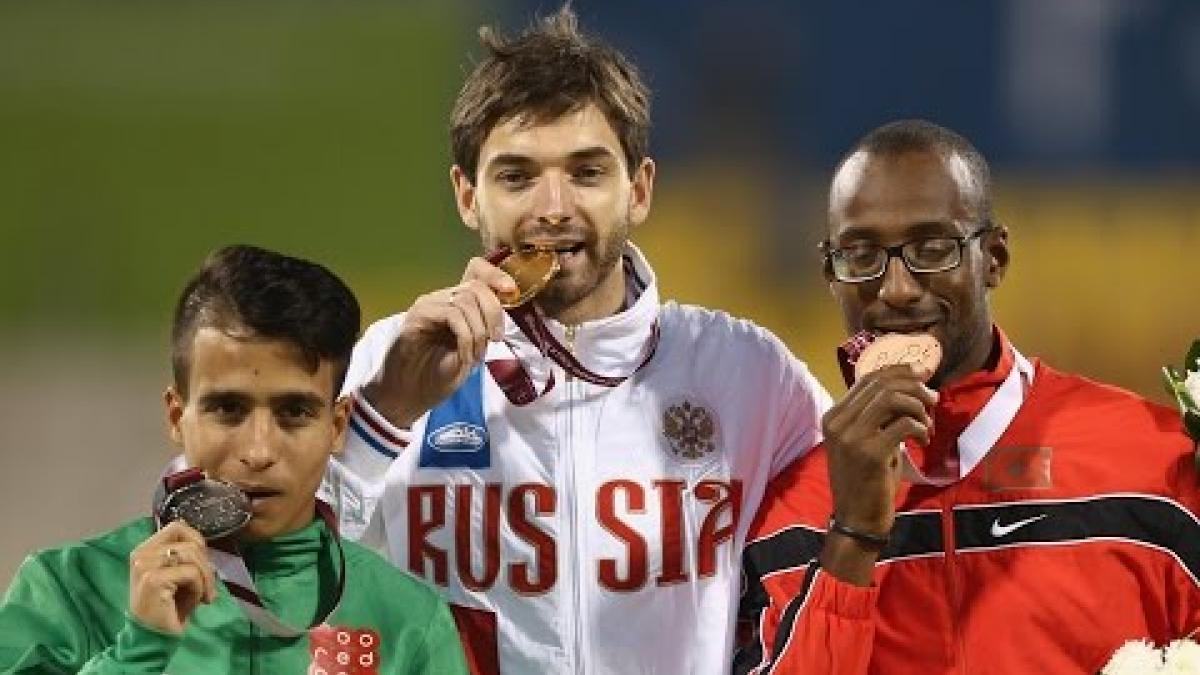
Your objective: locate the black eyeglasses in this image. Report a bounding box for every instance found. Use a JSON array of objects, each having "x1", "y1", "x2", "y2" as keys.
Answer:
[{"x1": 820, "y1": 225, "x2": 995, "y2": 283}]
